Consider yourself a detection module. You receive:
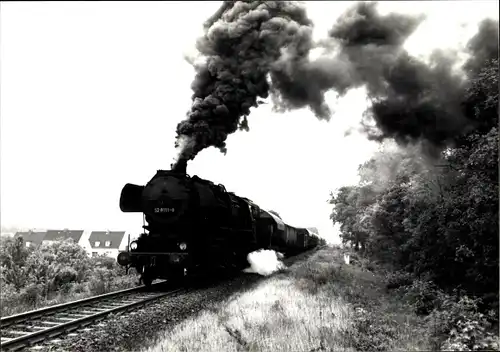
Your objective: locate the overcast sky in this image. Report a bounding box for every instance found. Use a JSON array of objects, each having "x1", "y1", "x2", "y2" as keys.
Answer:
[{"x1": 1, "y1": 1, "x2": 498, "y2": 243}]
